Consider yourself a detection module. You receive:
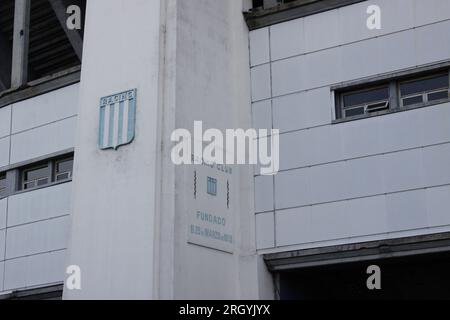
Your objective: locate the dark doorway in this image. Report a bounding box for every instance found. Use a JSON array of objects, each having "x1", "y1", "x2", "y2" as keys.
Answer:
[{"x1": 279, "y1": 252, "x2": 450, "y2": 300}]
